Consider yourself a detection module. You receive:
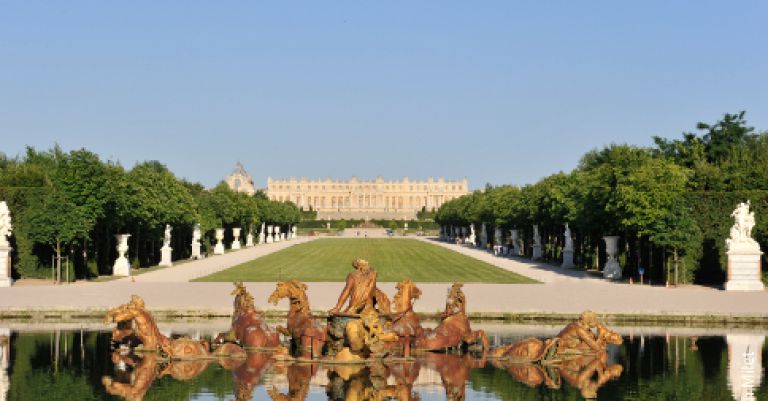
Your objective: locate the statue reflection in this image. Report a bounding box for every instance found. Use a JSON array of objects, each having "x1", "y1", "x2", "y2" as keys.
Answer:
[
  {"x1": 232, "y1": 352, "x2": 273, "y2": 401},
  {"x1": 324, "y1": 360, "x2": 421, "y2": 401},
  {"x1": 267, "y1": 363, "x2": 318, "y2": 401},
  {"x1": 422, "y1": 353, "x2": 486, "y2": 401},
  {"x1": 102, "y1": 352, "x2": 161, "y2": 401},
  {"x1": 492, "y1": 351, "x2": 622, "y2": 399}
]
